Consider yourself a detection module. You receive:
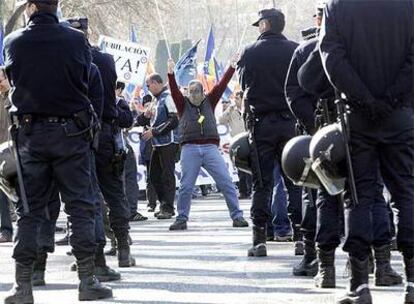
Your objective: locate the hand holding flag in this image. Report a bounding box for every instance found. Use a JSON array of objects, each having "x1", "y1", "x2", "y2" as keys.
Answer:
[
  {"x1": 167, "y1": 58, "x2": 175, "y2": 75},
  {"x1": 230, "y1": 53, "x2": 240, "y2": 69}
]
